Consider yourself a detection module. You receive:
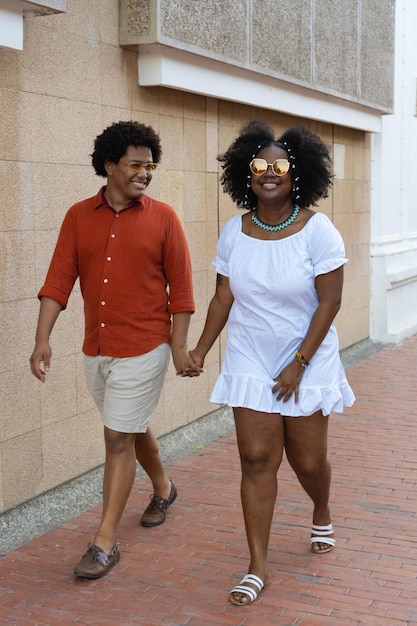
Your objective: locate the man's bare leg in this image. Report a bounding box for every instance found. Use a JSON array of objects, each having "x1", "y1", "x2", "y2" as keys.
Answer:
[
  {"x1": 135, "y1": 427, "x2": 171, "y2": 498},
  {"x1": 93, "y1": 427, "x2": 137, "y2": 553}
]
